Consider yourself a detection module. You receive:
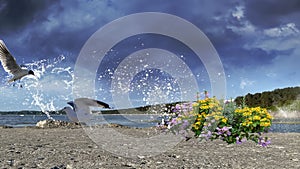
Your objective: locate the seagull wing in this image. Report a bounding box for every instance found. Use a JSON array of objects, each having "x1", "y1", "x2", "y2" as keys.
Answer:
[
  {"x1": 0, "y1": 40, "x2": 22, "y2": 75},
  {"x1": 75, "y1": 98, "x2": 110, "y2": 109},
  {"x1": 63, "y1": 107, "x2": 79, "y2": 122},
  {"x1": 70, "y1": 98, "x2": 110, "y2": 123}
]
